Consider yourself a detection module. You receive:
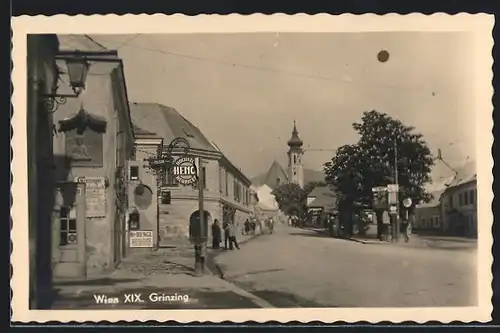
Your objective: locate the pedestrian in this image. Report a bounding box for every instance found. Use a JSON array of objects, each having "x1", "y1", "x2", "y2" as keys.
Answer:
[
  {"x1": 401, "y1": 215, "x2": 411, "y2": 243},
  {"x1": 244, "y1": 218, "x2": 250, "y2": 235},
  {"x1": 211, "y1": 219, "x2": 221, "y2": 249},
  {"x1": 250, "y1": 218, "x2": 256, "y2": 236},
  {"x1": 269, "y1": 217, "x2": 274, "y2": 234},
  {"x1": 223, "y1": 221, "x2": 230, "y2": 250},
  {"x1": 227, "y1": 222, "x2": 240, "y2": 250}
]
